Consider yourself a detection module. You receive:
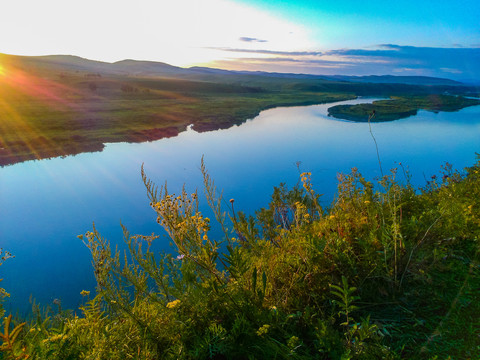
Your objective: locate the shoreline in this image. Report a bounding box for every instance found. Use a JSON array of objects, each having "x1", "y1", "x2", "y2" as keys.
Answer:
[{"x1": 0, "y1": 96, "x2": 355, "y2": 167}]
